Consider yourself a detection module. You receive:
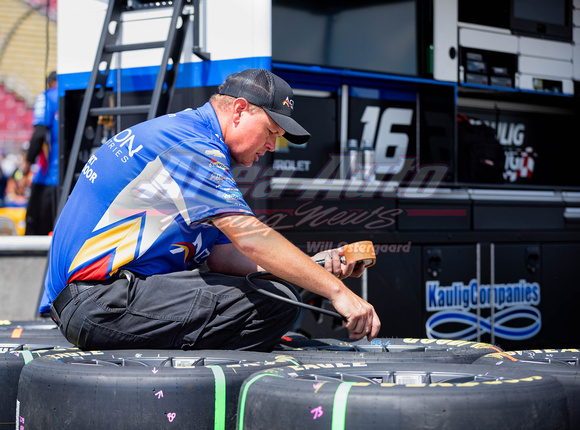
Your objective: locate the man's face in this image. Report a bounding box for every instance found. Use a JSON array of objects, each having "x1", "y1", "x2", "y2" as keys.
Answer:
[{"x1": 227, "y1": 106, "x2": 285, "y2": 166}]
